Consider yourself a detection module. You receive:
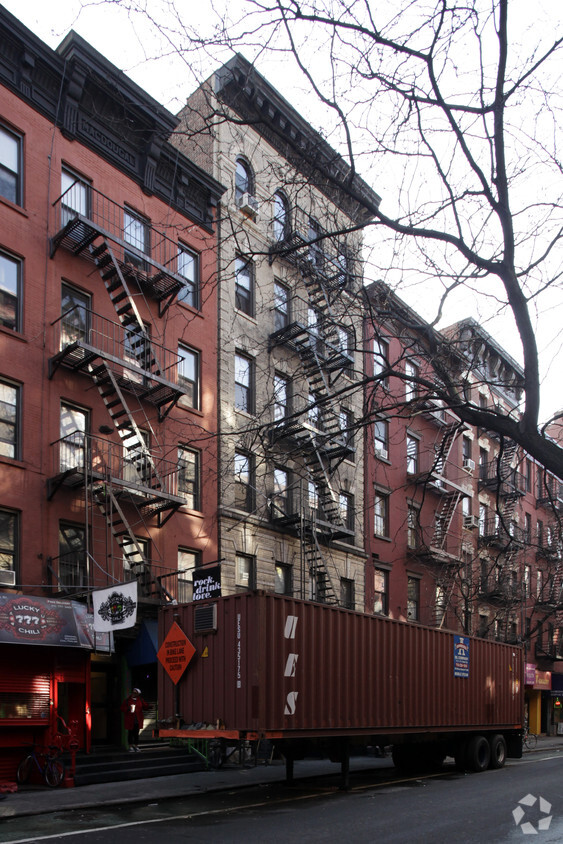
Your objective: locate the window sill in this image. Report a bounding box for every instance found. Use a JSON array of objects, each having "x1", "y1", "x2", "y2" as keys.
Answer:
[
  {"x1": 374, "y1": 534, "x2": 392, "y2": 543},
  {"x1": 234, "y1": 308, "x2": 257, "y2": 325},
  {"x1": 0, "y1": 195, "x2": 28, "y2": 217},
  {"x1": 0, "y1": 325, "x2": 27, "y2": 342}
]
